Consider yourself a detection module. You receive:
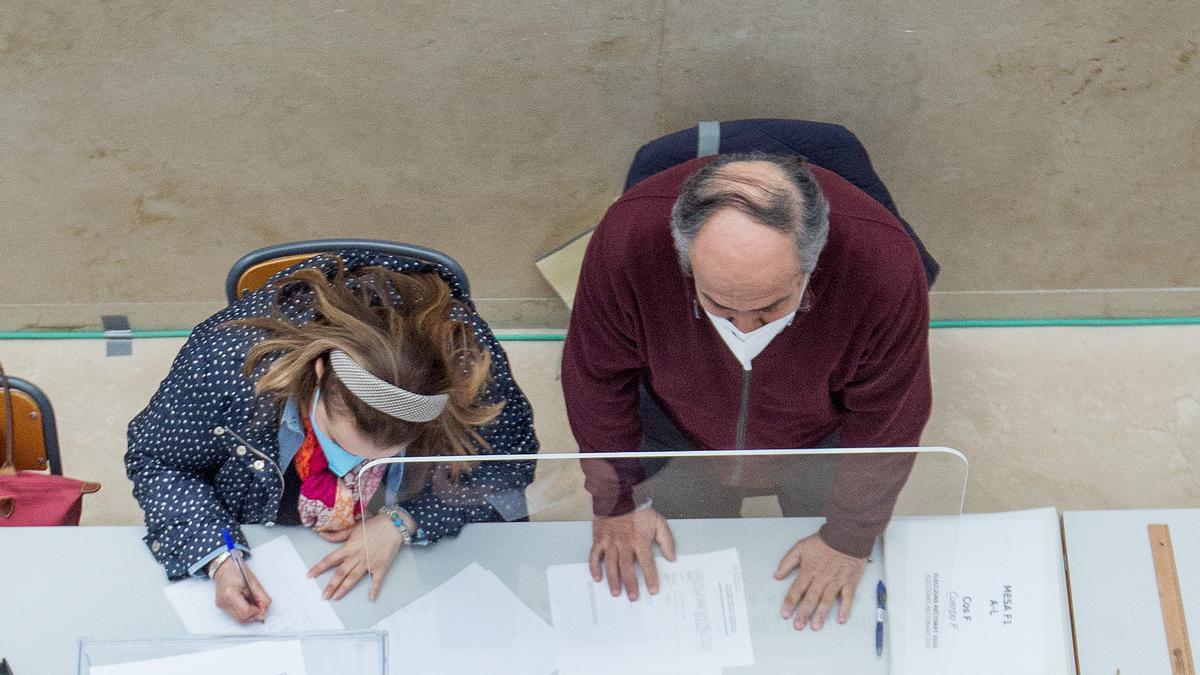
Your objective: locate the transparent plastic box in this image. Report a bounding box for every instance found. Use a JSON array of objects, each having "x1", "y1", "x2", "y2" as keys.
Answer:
[{"x1": 77, "y1": 630, "x2": 386, "y2": 675}]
